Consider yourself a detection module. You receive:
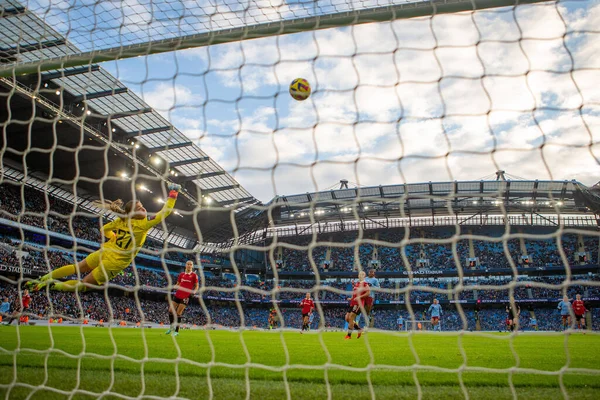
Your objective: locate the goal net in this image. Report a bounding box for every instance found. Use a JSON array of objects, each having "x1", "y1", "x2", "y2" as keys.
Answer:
[
  {"x1": 1, "y1": 0, "x2": 600, "y2": 398},
  {"x1": 403, "y1": 320, "x2": 435, "y2": 332}
]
